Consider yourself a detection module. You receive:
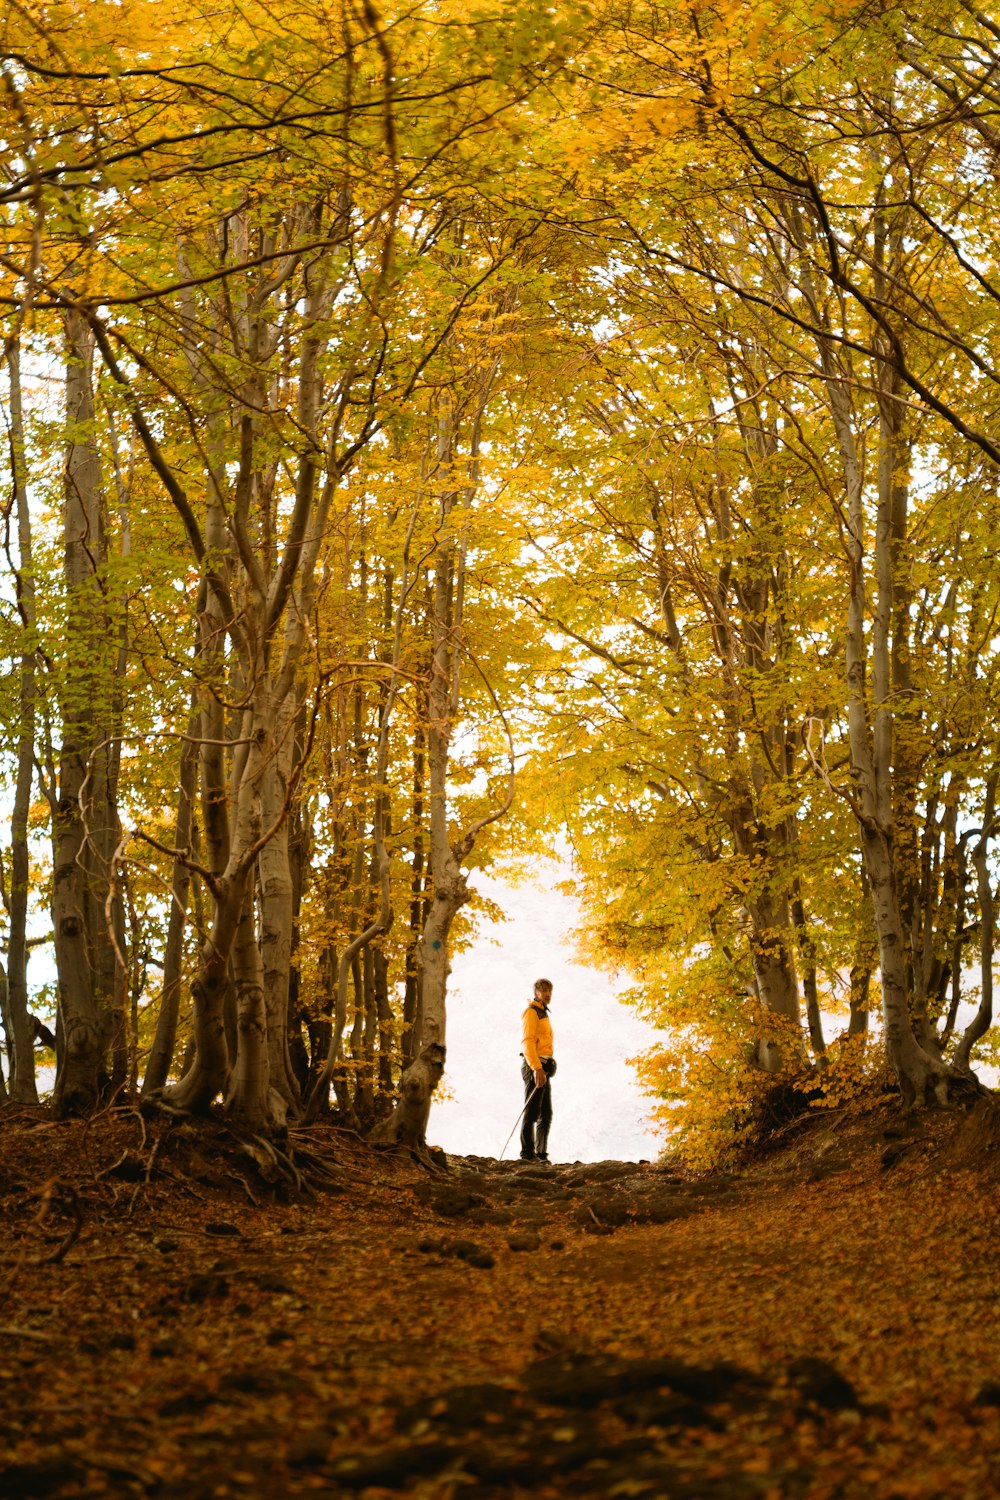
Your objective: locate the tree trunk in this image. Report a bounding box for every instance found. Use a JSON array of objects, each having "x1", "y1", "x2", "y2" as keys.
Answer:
[
  {"x1": 258, "y1": 691, "x2": 302, "y2": 1110},
  {"x1": 164, "y1": 867, "x2": 247, "y2": 1112},
  {"x1": 800, "y1": 258, "x2": 956, "y2": 1105},
  {"x1": 953, "y1": 778, "x2": 996, "y2": 1076},
  {"x1": 745, "y1": 890, "x2": 801, "y2": 1072},
  {"x1": 374, "y1": 945, "x2": 394, "y2": 1093},
  {"x1": 358, "y1": 944, "x2": 377, "y2": 1117},
  {"x1": 791, "y1": 886, "x2": 825, "y2": 1061},
  {"x1": 401, "y1": 709, "x2": 427, "y2": 1068},
  {"x1": 731, "y1": 801, "x2": 802, "y2": 1070},
  {"x1": 369, "y1": 384, "x2": 510, "y2": 1149},
  {"x1": 225, "y1": 880, "x2": 276, "y2": 1128},
  {"x1": 0, "y1": 962, "x2": 9, "y2": 1102},
  {"x1": 848, "y1": 963, "x2": 872, "y2": 1040},
  {"x1": 4, "y1": 334, "x2": 39, "y2": 1102},
  {"x1": 142, "y1": 711, "x2": 199, "y2": 1095},
  {"x1": 52, "y1": 312, "x2": 109, "y2": 1116}
]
